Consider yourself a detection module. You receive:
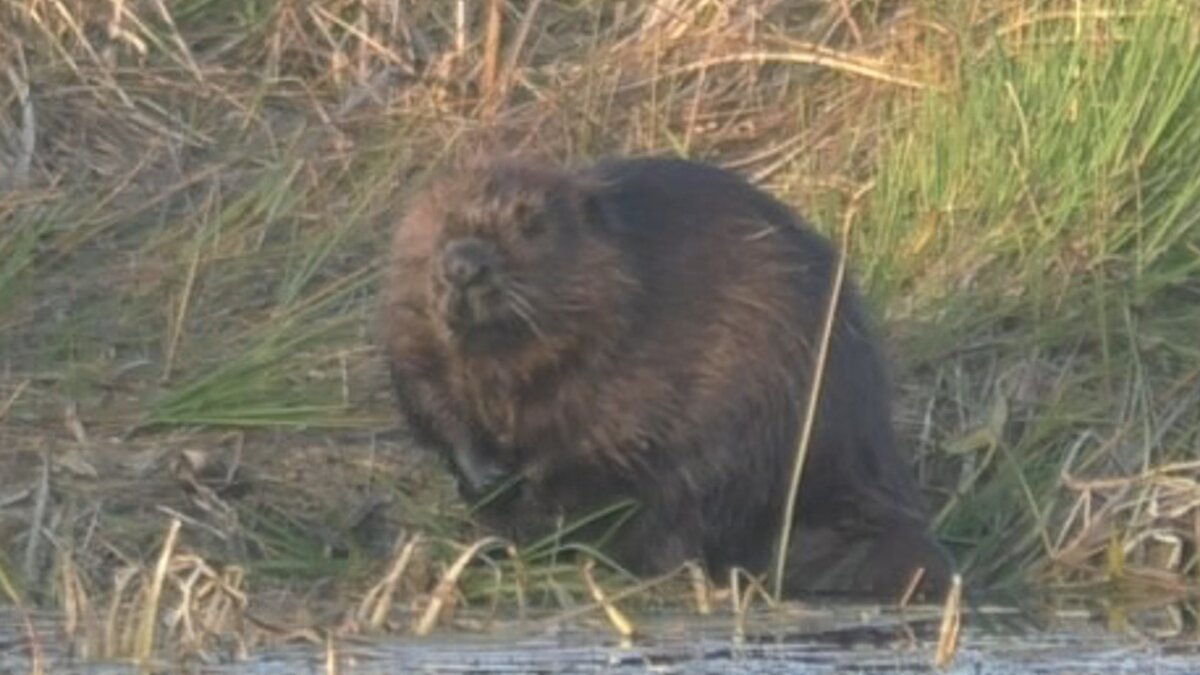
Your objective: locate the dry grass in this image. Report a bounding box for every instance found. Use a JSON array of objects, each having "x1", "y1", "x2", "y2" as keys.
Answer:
[{"x1": 1, "y1": 0, "x2": 1199, "y2": 664}]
